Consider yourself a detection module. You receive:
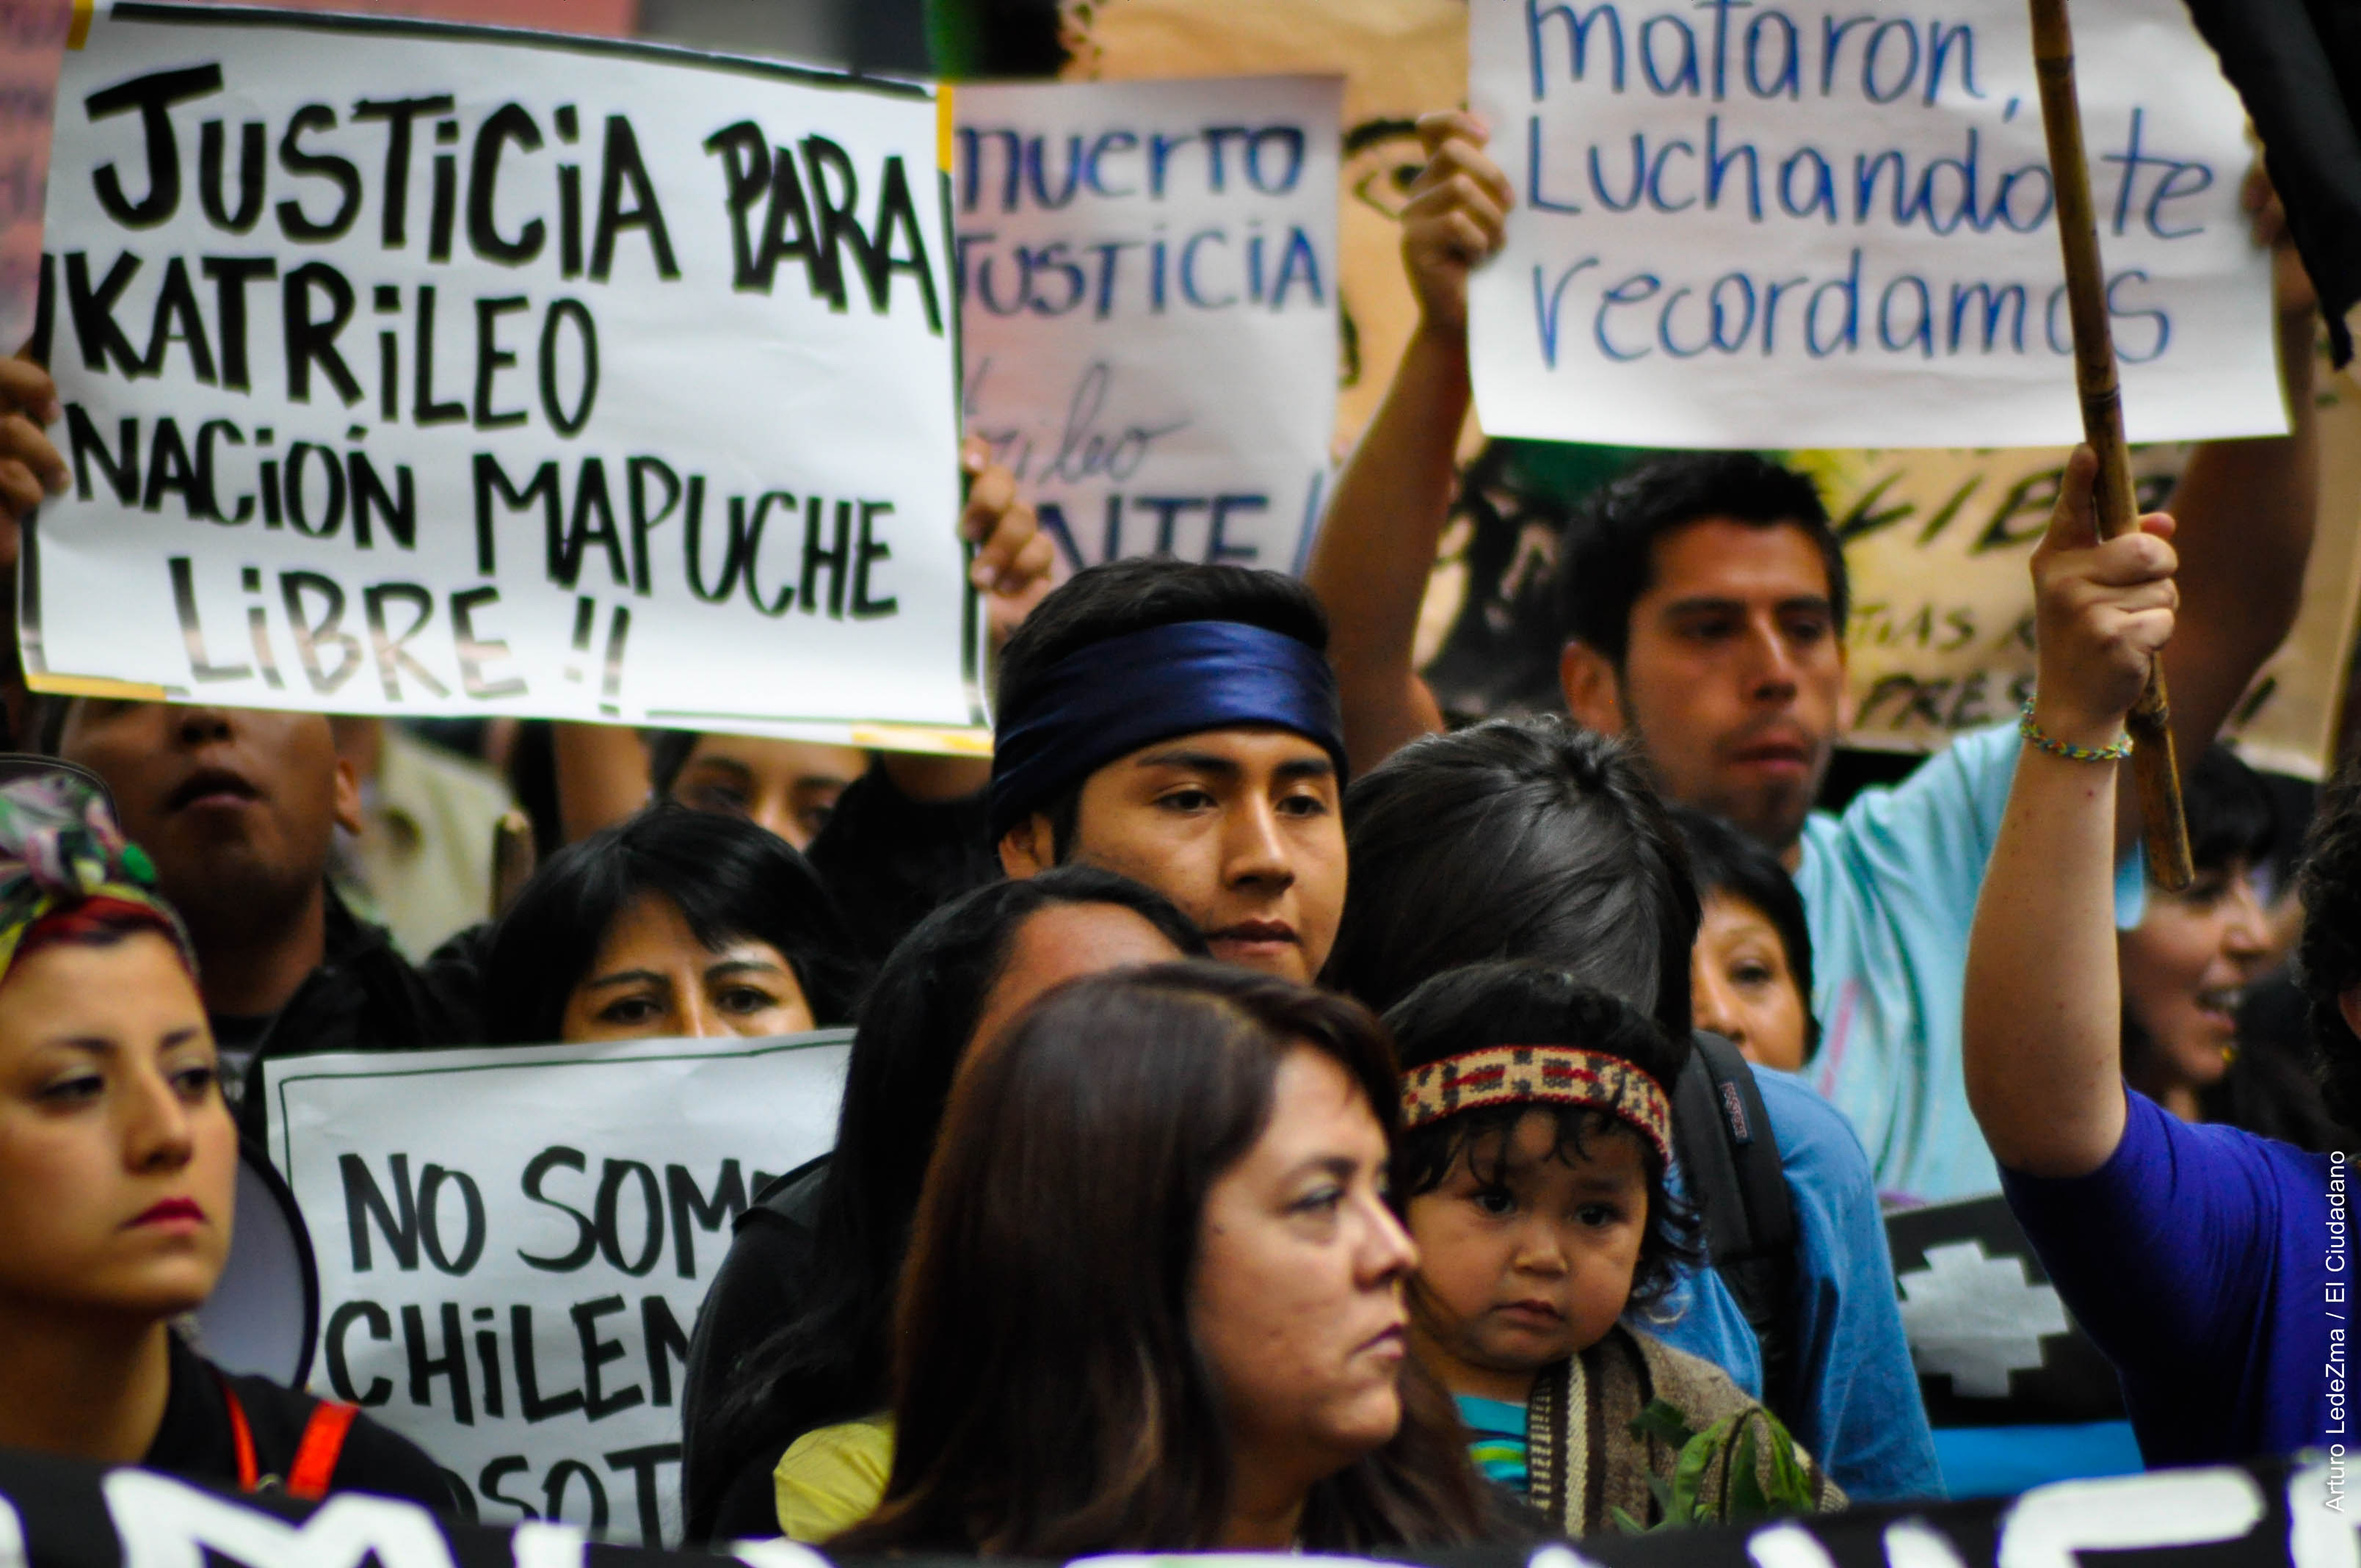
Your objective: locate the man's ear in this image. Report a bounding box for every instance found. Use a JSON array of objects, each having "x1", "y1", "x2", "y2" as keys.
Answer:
[
  {"x1": 330, "y1": 755, "x2": 364, "y2": 838},
  {"x1": 1559, "y1": 640, "x2": 1627, "y2": 736},
  {"x1": 2338, "y1": 984, "x2": 2361, "y2": 1046},
  {"x1": 998, "y1": 816, "x2": 1056, "y2": 880}
]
